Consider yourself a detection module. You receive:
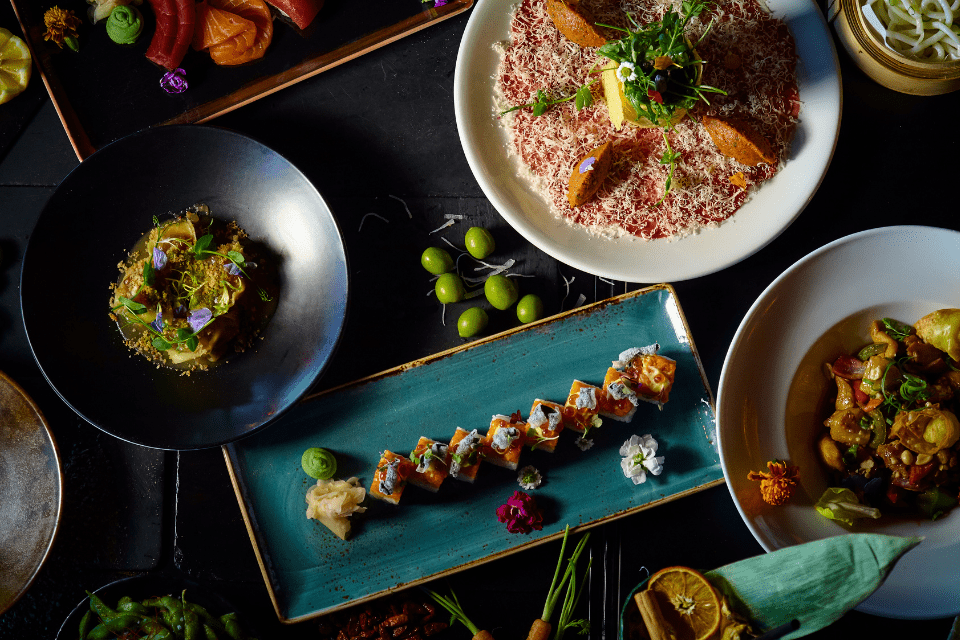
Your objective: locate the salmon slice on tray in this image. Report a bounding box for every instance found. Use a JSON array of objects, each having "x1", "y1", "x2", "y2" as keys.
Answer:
[
  {"x1": 207, "y1": 0, "x2": 273, "y2": 65},
  {"x1": 193, "y1": 1, "x2": 256, "y2": 50}
]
